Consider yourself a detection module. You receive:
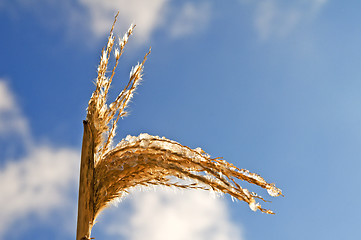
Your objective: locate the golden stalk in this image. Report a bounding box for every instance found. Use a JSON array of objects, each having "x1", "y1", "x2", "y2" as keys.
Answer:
[{"x1": 76, "y1": 12, "x2": 283, "y2": 240}]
